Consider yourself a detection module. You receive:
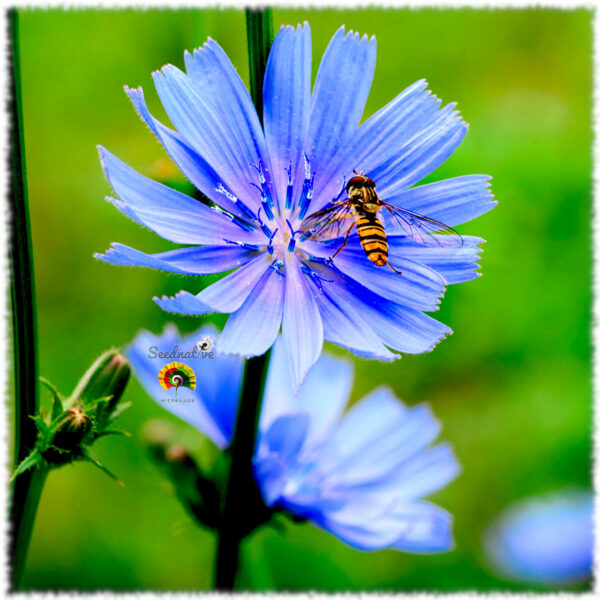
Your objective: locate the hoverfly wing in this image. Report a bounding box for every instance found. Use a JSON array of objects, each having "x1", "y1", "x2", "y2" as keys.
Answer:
[
  {"x1": 382, "y1": 202, "x2": 462, "y2": 247},
  {"x1": 301, "y1": 201, "x2": 355, "y2": 241}
]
